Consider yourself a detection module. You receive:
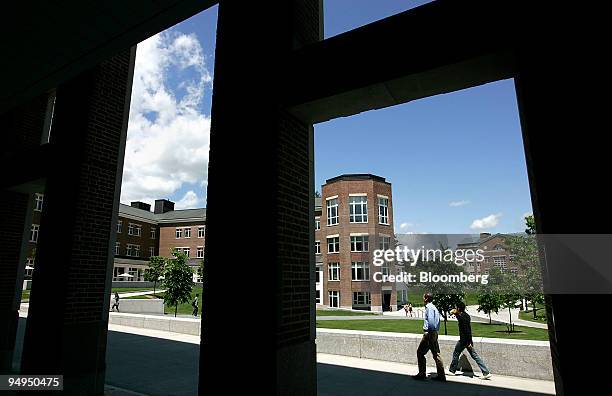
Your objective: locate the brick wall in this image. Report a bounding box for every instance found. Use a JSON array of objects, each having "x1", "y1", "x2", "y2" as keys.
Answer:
[{"x1": 158, "y1": 223, "x2": 206, "y2": 259}]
